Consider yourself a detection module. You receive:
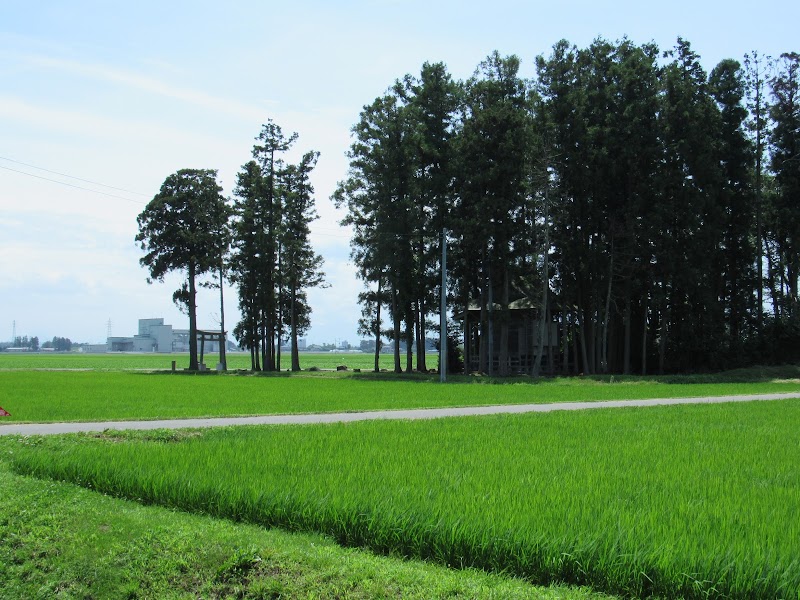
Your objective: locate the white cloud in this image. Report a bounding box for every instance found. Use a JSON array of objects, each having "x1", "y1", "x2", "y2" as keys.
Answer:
[{"x1": 18, "y1": 54, "x2": 272, "y2": 124}]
